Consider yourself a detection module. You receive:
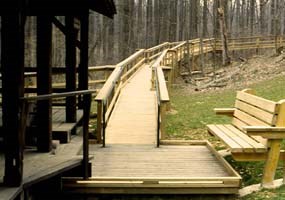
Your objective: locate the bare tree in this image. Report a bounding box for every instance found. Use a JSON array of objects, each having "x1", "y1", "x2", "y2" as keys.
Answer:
[{"x1": 218, "y1": 0, "x2": 231, "y2": 66}]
